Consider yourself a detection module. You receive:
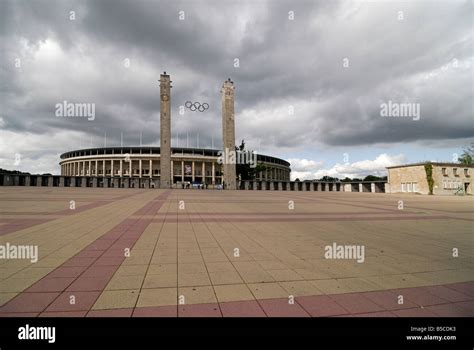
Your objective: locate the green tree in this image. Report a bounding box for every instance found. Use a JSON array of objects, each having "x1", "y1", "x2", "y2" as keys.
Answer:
[
  {"x1": 319, "y1": 176, "x2": 339, "y2": 182},
  {"x1": 363, "y1": 175, "x2": 382, "y2": 181},
  {"x1": 235, "y1": 140, "x2": 266, "y2": 180},
  {"x1": 458, "y1": 143, "x2": 474, "y2": 165}
]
